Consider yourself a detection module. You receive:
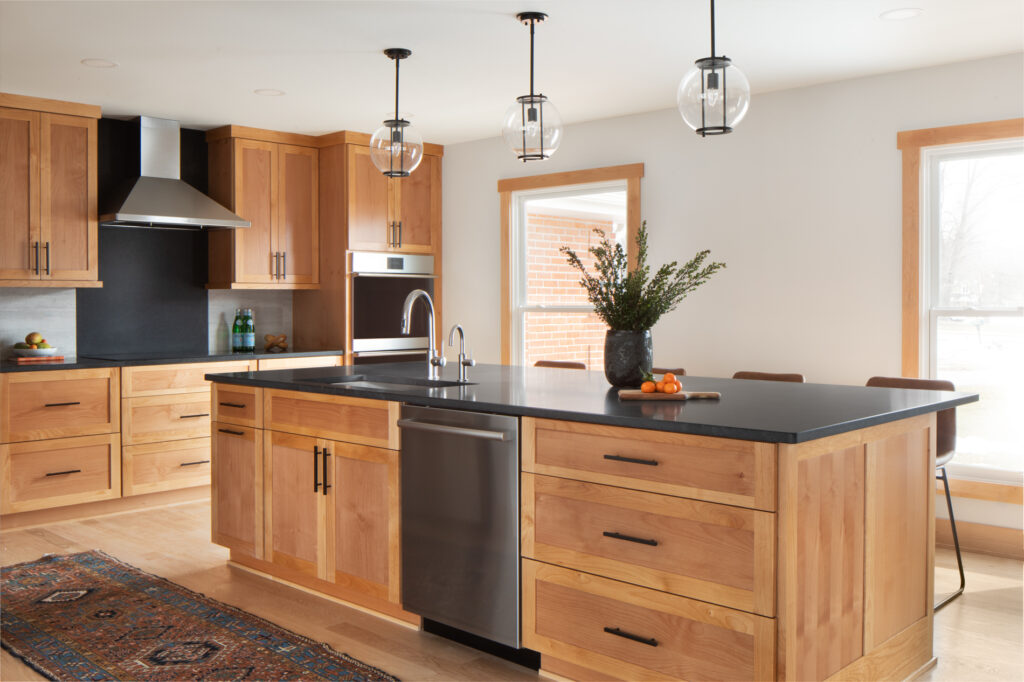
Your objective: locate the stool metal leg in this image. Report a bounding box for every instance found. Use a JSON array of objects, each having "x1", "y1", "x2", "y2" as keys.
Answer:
[{"x1": 935, "y1": 466, "x2": 966, "y2": 611}]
